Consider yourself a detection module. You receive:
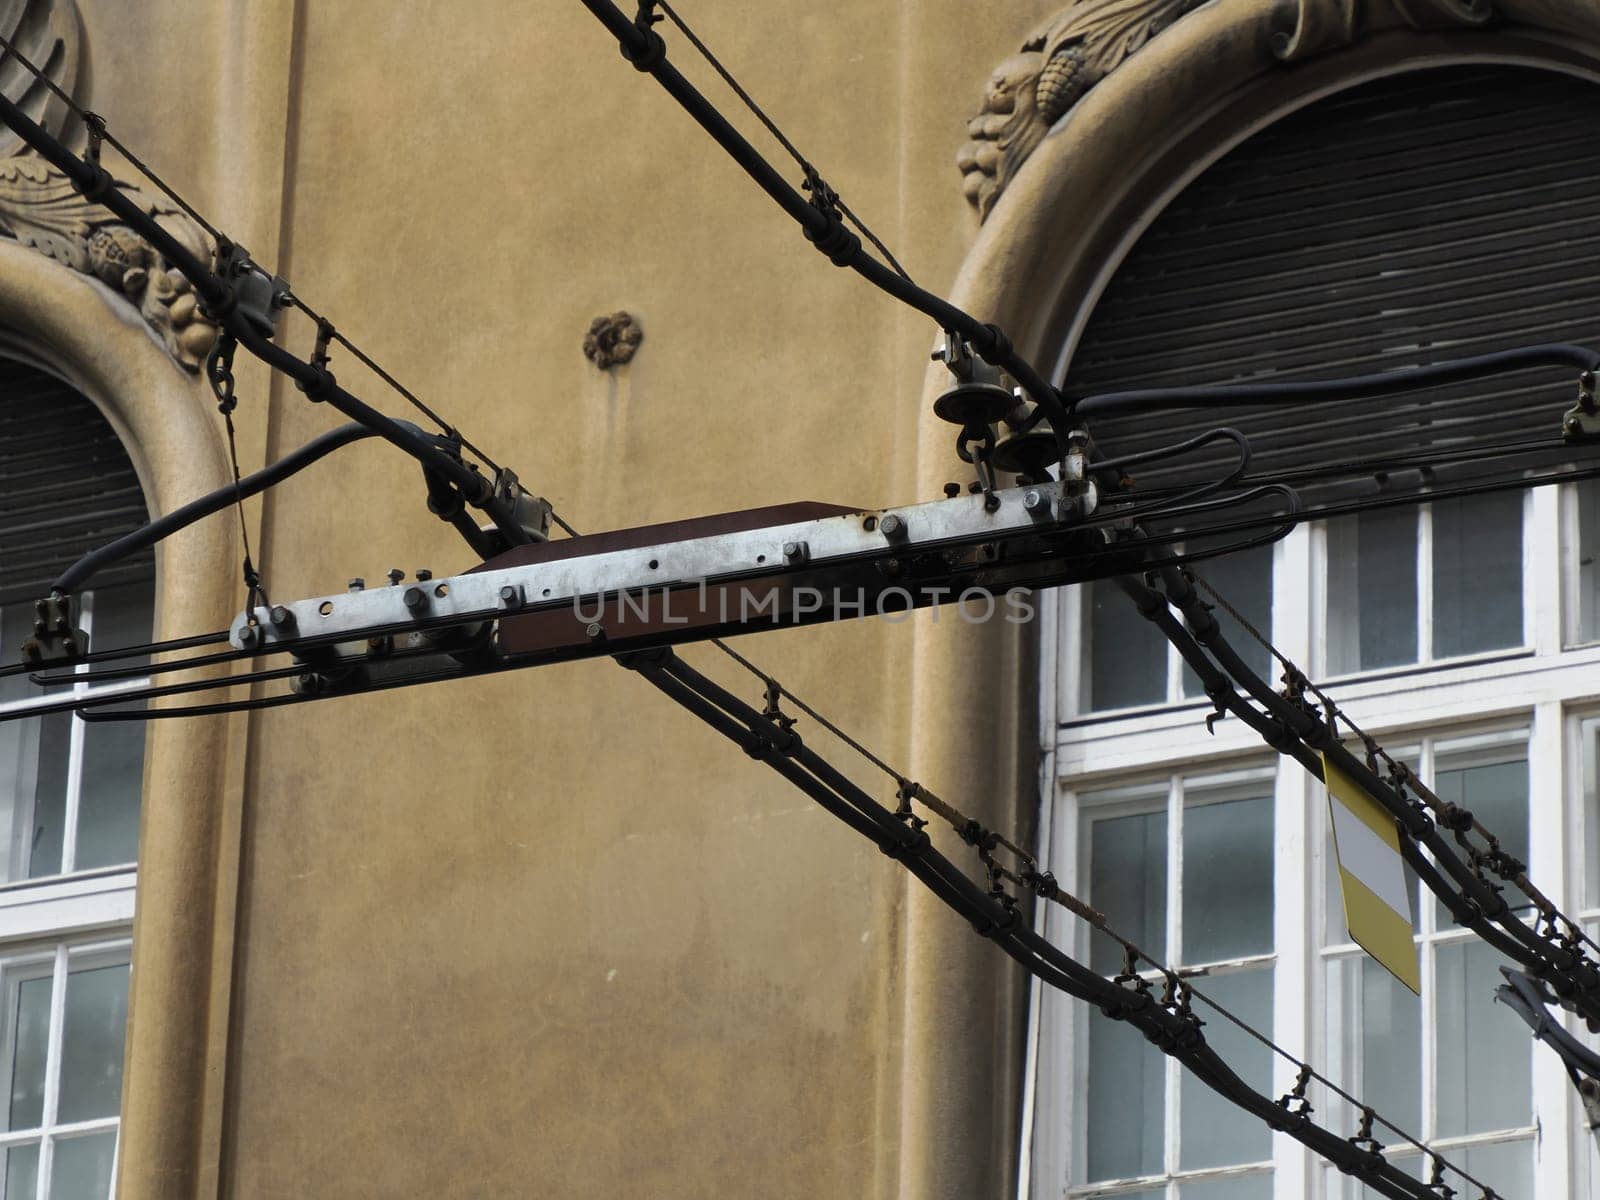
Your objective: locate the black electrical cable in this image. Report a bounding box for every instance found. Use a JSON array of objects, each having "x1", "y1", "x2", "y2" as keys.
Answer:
[
  {"x1": 621, "y1": 646, "x2": 1493, "y2": 1200},
  {"x1": 650, "y1": 0, "x2": 913, "y2": 284},
  {"x1": 577, "y1": 0, "x2": 1075, "y2": 451},
  {"x1": 0, "y1": 52, "x2": 528, "y2": 554},
  {"x1": 0, "y1": 29, "x2": 509, "y2": 486},
  {"x1": 1140, "y1": 563, "x2": 1600, "y2": 1023},
  {"x1": 1076, "y1": 344, "x2": 1600, "y2": 417},
  {"x1": 53, "y1": 421, "x2": 390, "y2": 595}
]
